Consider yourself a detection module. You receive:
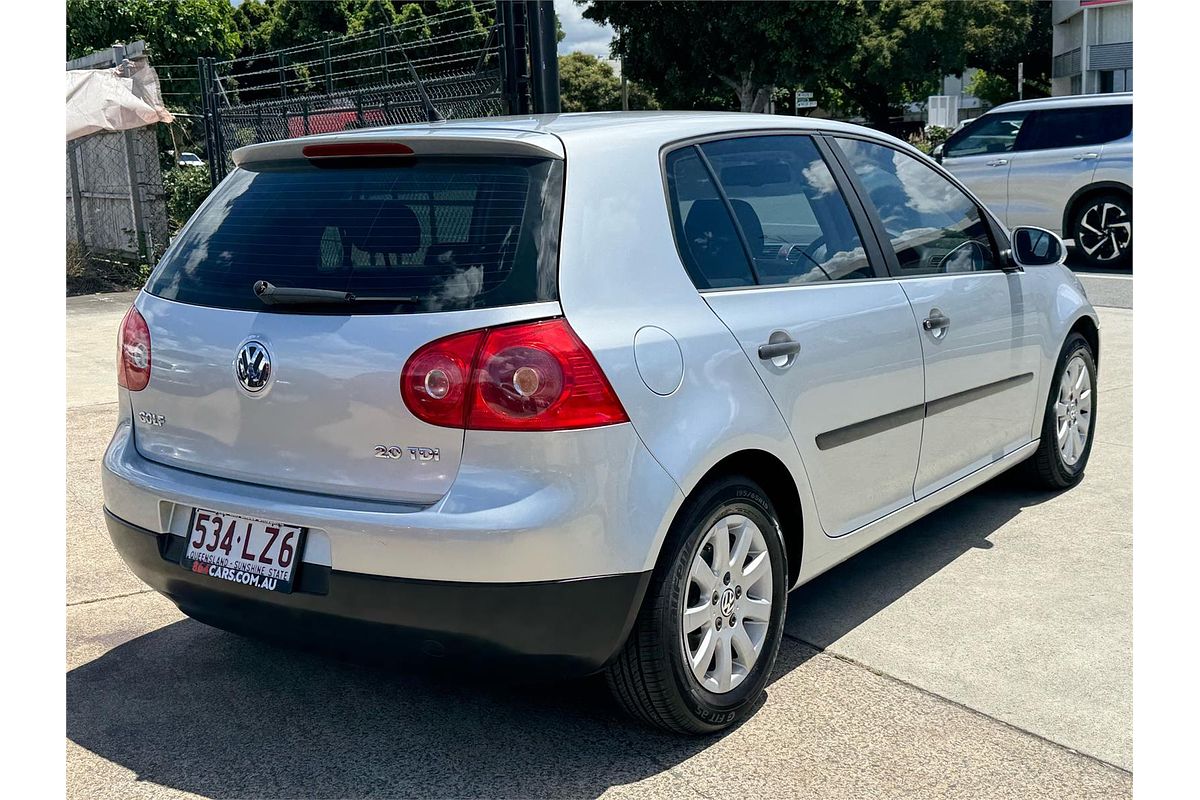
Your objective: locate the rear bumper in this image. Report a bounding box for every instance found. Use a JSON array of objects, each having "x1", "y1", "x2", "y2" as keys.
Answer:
[{"x1": 106, "y1": 510, "x2": 651, "y2": 676}]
